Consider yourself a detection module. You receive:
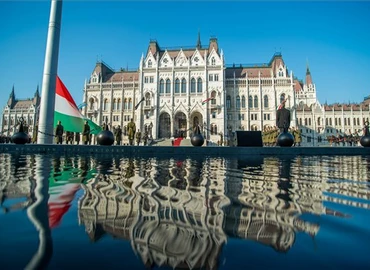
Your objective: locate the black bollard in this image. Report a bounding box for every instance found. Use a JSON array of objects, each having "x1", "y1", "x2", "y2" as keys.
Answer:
[
  {"x1": 277, "y1": 127, "x2": 294, "y2": 147},
  {"x1": 191, "y1": 125, "x2": 204, "y2": 147},
  {"x1": 12, "y1": 121, "x2": 29, "y2": 145},
  {"x1": 97, "y1": 124, "x2": 114, "y2": 146},
  {"x1": 360, "y1": 122, "x2": 370, "y2": 147}
]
